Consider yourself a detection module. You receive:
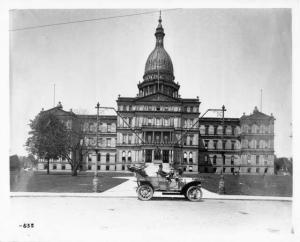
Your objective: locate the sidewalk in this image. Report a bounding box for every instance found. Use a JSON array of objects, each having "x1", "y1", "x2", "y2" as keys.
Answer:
[{"x1": 10, "y1": 176, "x2": 292, "y2": 201}]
